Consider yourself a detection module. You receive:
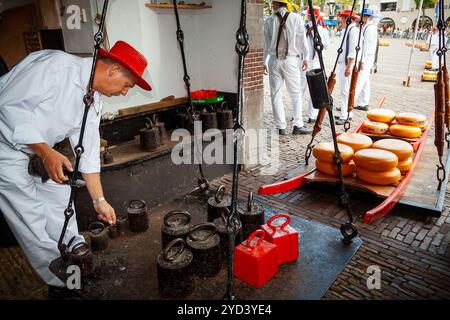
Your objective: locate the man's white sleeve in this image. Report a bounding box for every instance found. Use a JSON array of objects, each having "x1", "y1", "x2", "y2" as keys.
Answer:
[
  {"x1": 69, "y1": 104, "x2": 101, "y2": 174},
  {"x1": 0, "y1": 63, "x2": 54, "y2": 147},
  {"x1": 264, "y1": 17, "x2": 273, "y2": 64}
]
